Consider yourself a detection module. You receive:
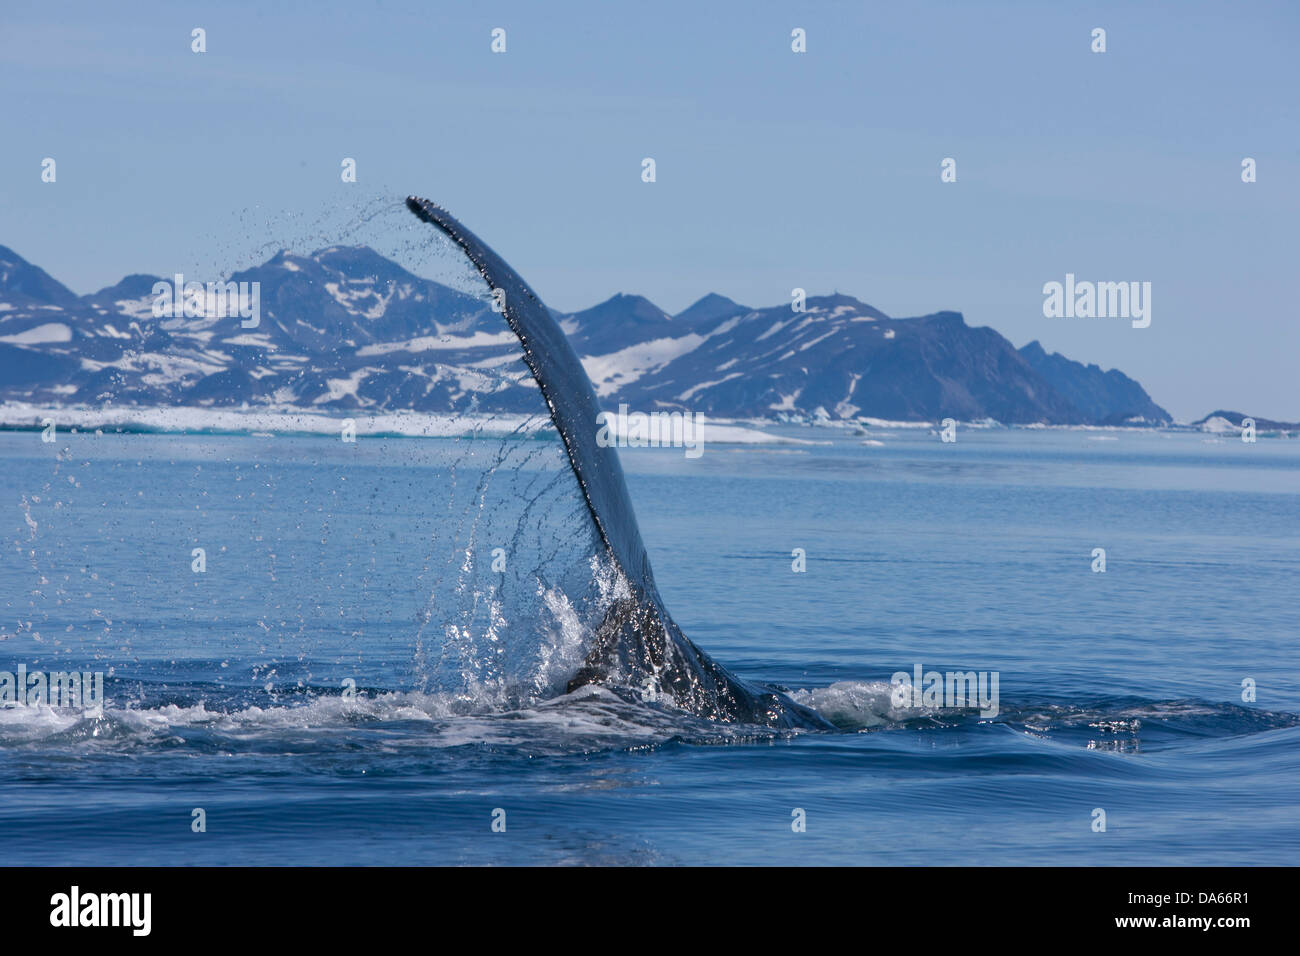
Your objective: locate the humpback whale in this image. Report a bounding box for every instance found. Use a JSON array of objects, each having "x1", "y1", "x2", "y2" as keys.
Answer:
[{"x1": 405, "y1": 196, "x2": 832, "y2": 730}]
